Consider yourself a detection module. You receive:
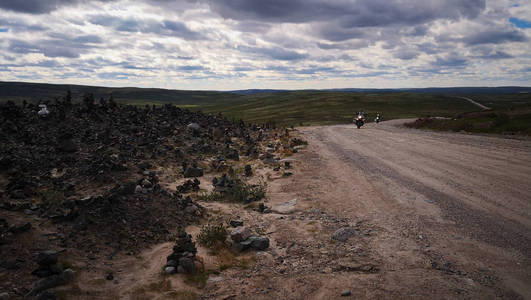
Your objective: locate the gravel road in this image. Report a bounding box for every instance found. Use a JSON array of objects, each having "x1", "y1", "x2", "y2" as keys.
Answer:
[{"x1": 295, "y1": 120, "x2": 531, "y2": 298}]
